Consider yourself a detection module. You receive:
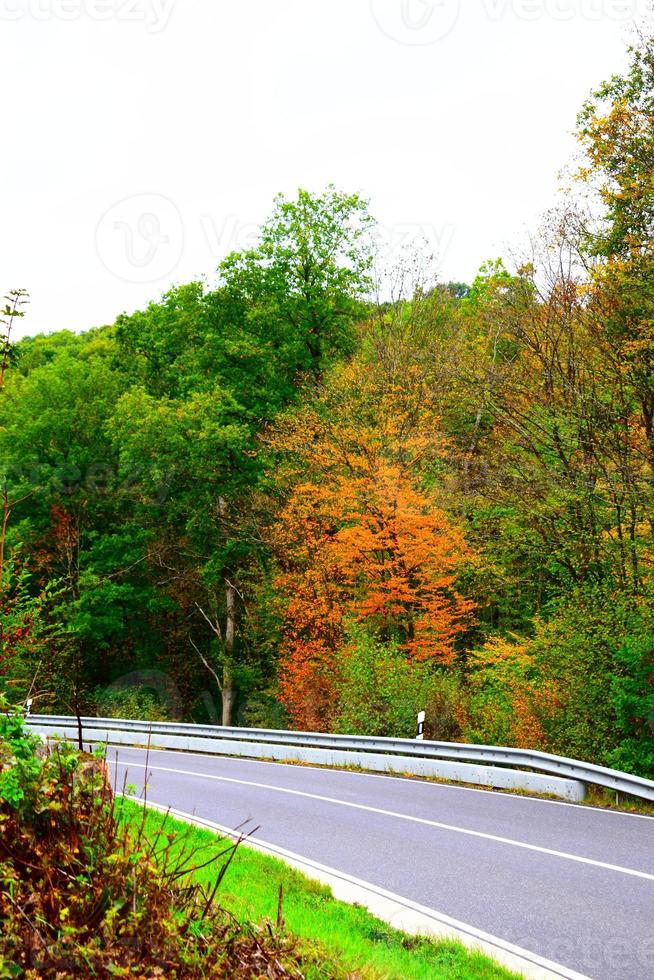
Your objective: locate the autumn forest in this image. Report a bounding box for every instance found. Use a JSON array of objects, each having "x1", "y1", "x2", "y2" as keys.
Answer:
[{"x1": 2, "y1": 31, "x2": 654, "y2": 778}]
